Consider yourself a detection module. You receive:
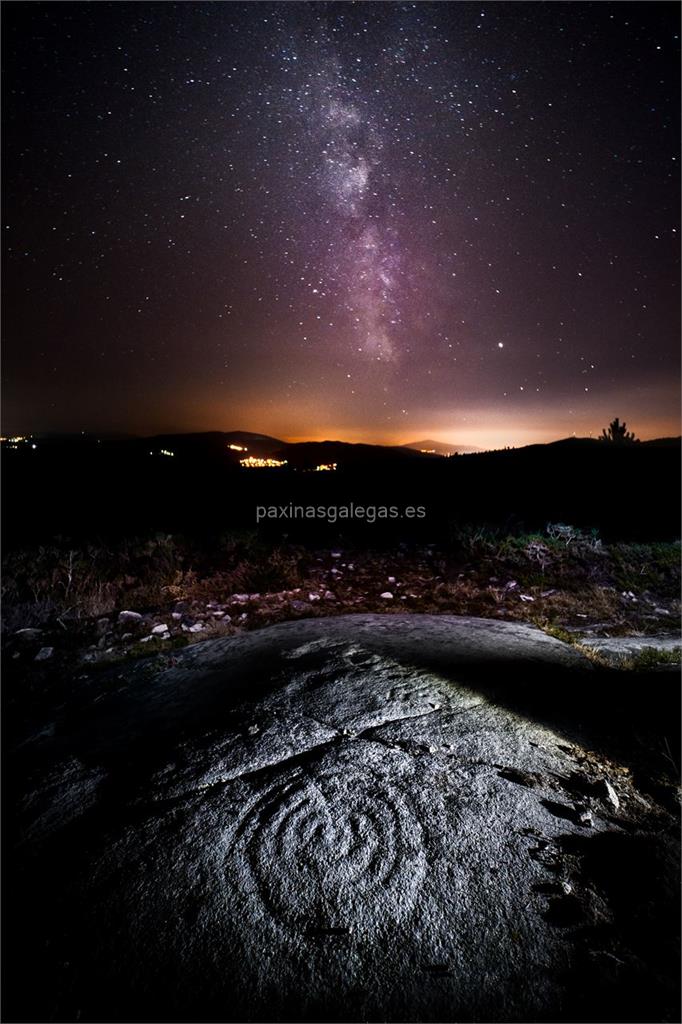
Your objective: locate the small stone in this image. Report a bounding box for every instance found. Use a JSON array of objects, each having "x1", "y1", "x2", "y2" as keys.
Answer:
[
  {"x1": 118, "y1": 611, "x2": 142, "y2": 624},
  {"x1": 559, "y1": 880, "x2": 573, "y2": 895},
  {"x1": 387, "y1": 576, "x2": 396, "y2": 583},
  {"x1": 171, "y1": 612, "x2": 183, "y2": 621},
  {"x1": 188, "y1": 623, "x2": 205, "y2": 633},
  {"x1": 576, "y1": 807, "x2": 593, "y2": 827},
  {"x1": 598, "y1": 780, "x2": 620, "y2": 811},
  {"x1": 309, "y1": 593, "x2": 321, "y2": 602},
  {"x1": 121, "y1": 633, "x2": 133, "y2": 641},
  {"x1": 331, "y1": 551, "x2": 342, "y2": 558},
  {"x1": 34, "y1": 647, "x2": 54, "y2": 662},
  {"x1": 380, "y1": 592, "x2": 394, "y2": 600},
  {"x1": 151, "y1": 624, "x2": 168, "y2": 636},
  {"x1": 247, "y1": 724, "x2": 260, "y2": 737}
]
